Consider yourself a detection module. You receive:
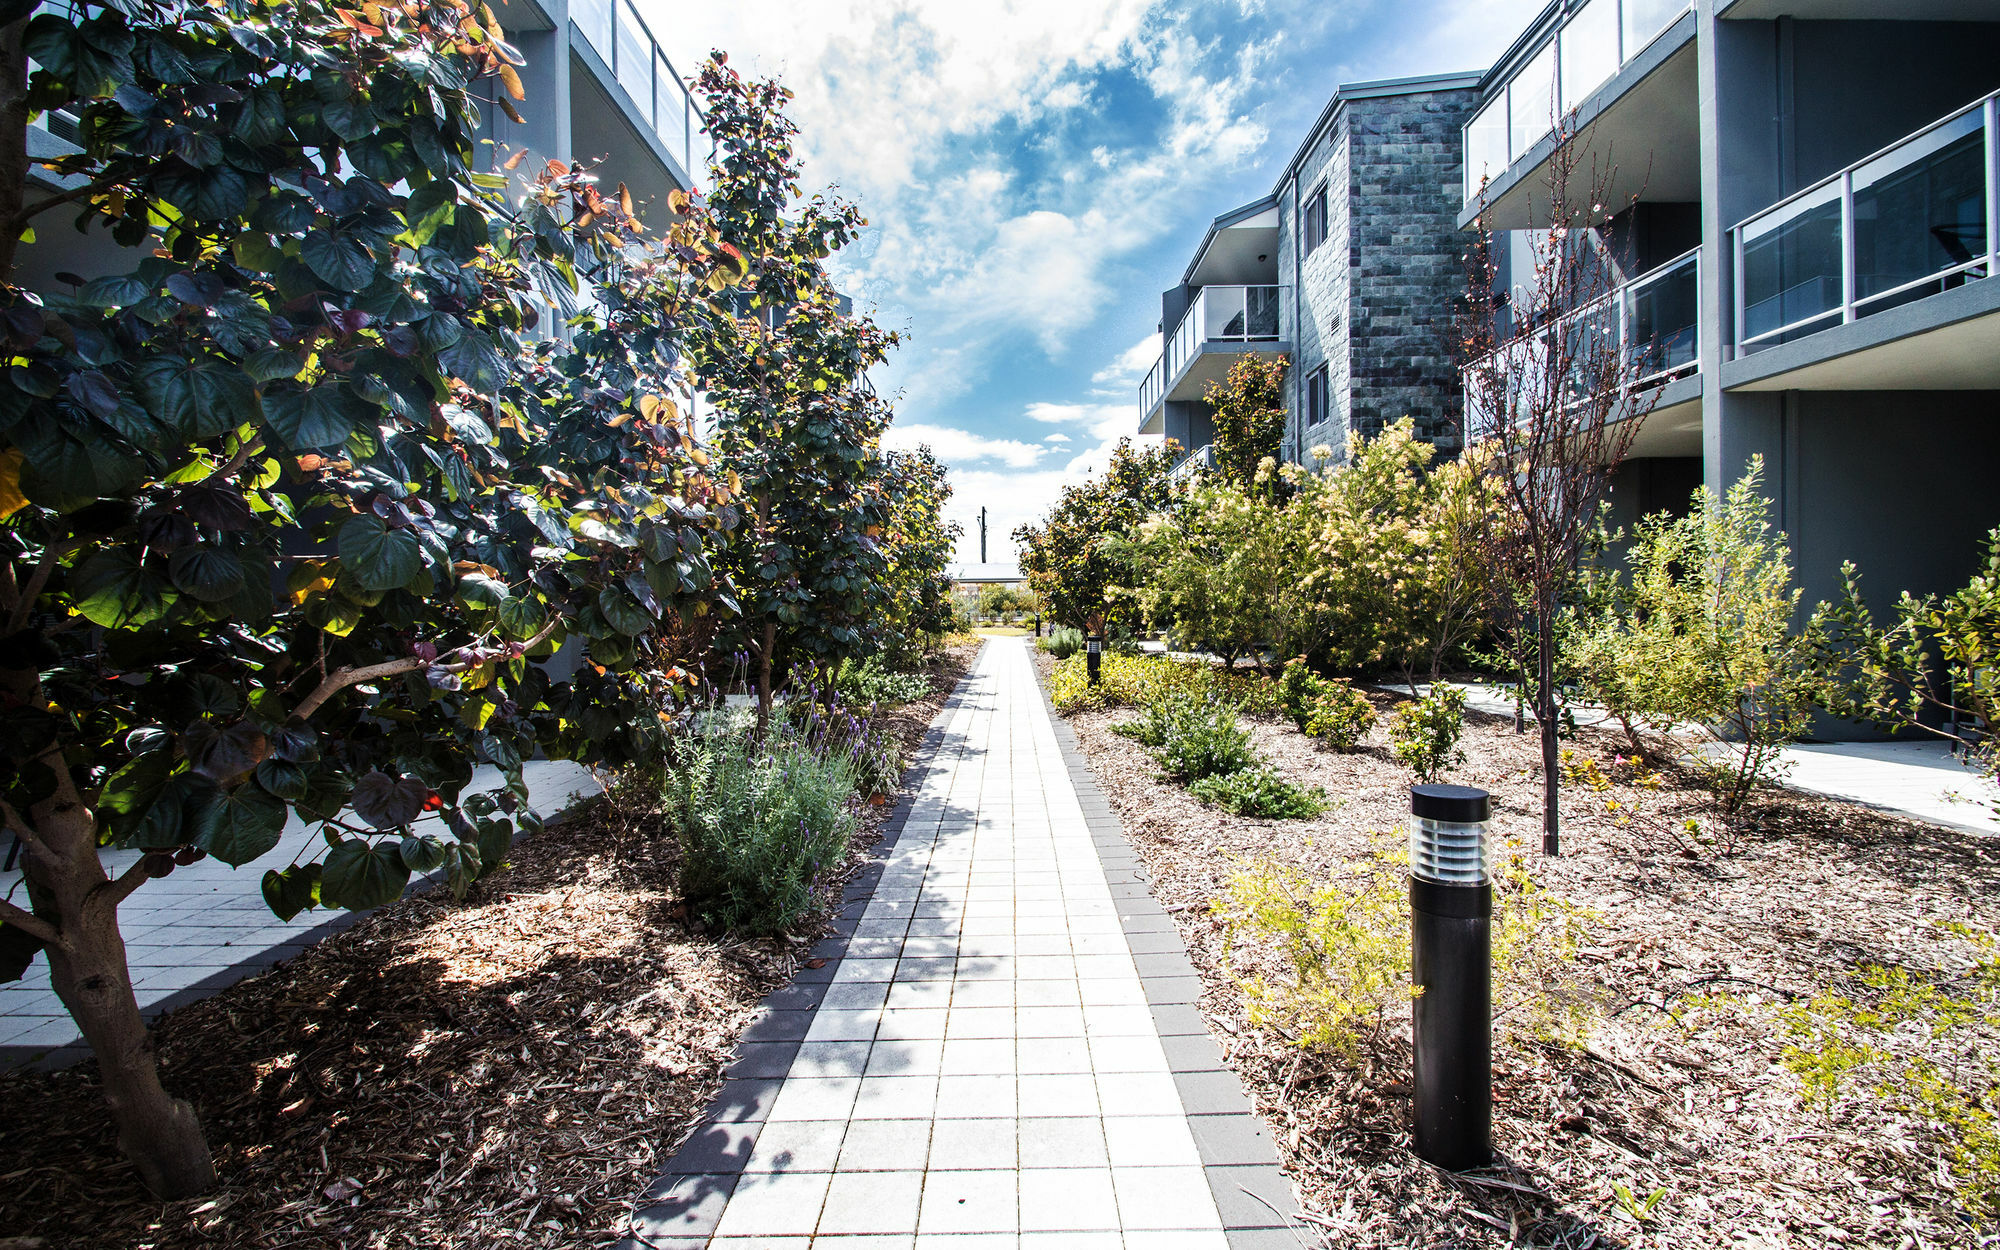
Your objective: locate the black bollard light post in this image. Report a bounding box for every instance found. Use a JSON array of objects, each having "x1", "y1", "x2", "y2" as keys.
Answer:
[
  {"x1": 1085, "y1": 633, "x2": 1103, "y2": 686},
  {"x1": 1408, "y1": 783, "x2": 1494, "y2": 1171}
]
